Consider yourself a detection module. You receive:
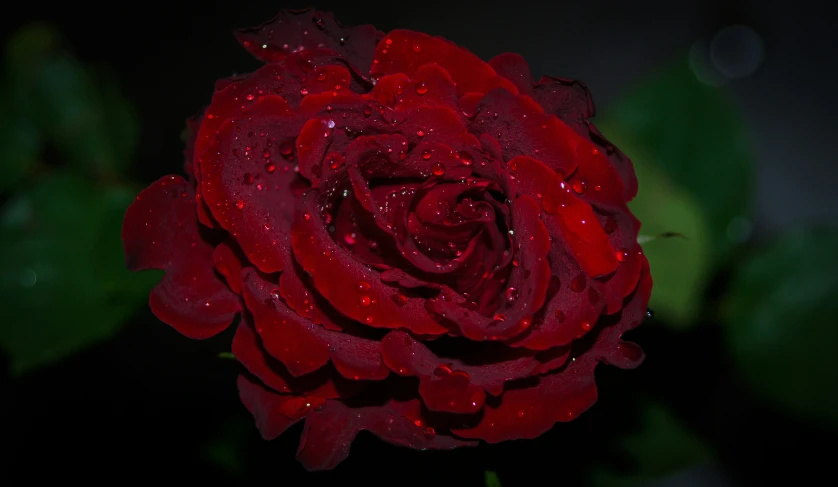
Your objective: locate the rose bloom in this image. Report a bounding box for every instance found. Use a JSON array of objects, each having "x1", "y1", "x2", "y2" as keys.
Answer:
[{"x1": 122, "y1": 9, "x2": 651, "y2": 470}]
